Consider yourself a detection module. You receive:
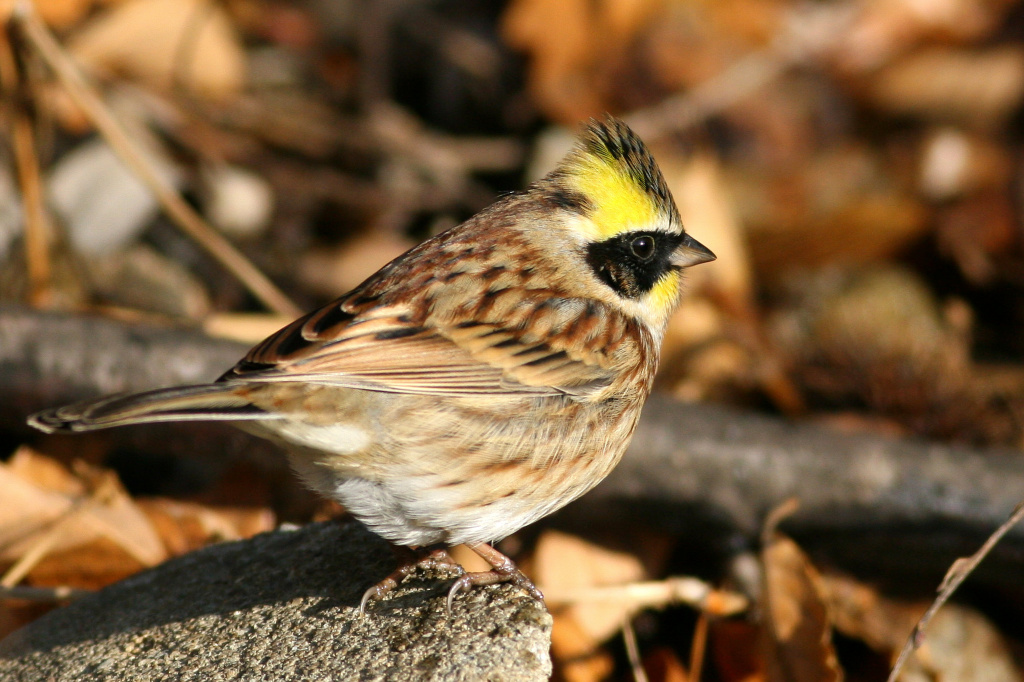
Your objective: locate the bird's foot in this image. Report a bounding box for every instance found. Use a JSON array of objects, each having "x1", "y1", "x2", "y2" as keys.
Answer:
[
  {"x1": 446, "y1": 542, "x2": 544, "y2": 613},
  {"x1": 359, "y1": 546, "x2": 458, "y2": 615}
]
